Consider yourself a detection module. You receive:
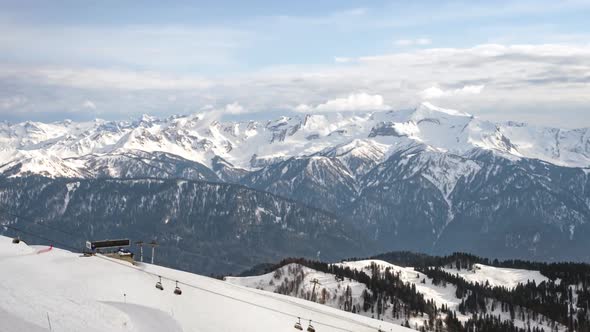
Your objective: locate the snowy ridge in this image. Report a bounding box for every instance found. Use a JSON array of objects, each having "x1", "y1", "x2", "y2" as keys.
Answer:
[
  {"x1": 226, "y1": 263, "x2": 368, "y2": 309},
  {"x1": 229, "y1": 259, "x2": 568, "y2": 331},
  {"x1": 338, "y1": 260, "x2": 565, "y2": 331},
  {"x1": 1, "y1": 102, "x2": 589, "y2": 179},
  {"x1": 441, "y1": 263, "x2": 550, "y2": 289},
  {"x1": 226, "y1": 262, "x2": 430, "y2": 328},
  {"x1": 0, "y1": 236, "x2": 407, "y2": 332},
  {"x1": 336, "y1": 260, "x2": 464, "y2": 309}
]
